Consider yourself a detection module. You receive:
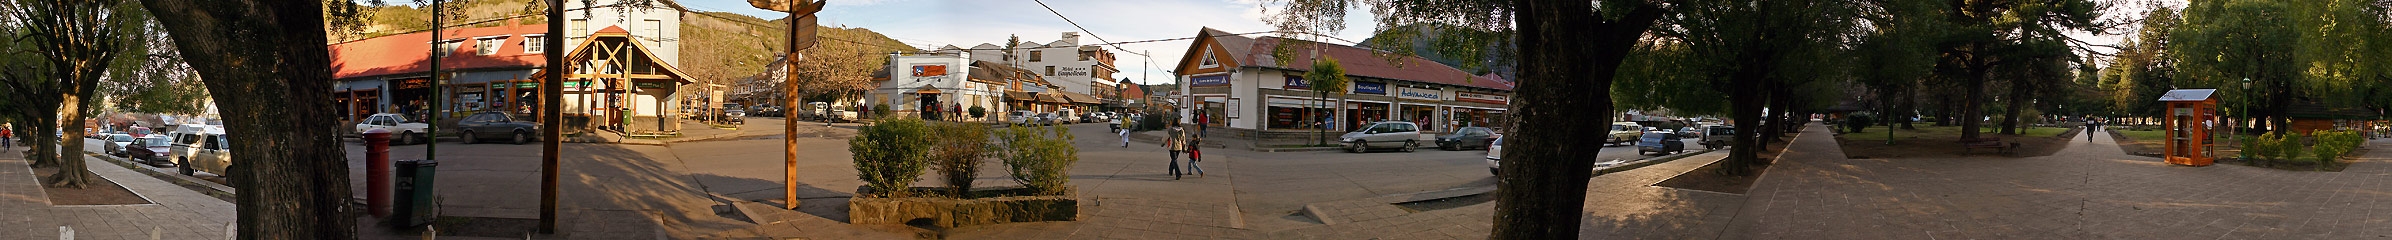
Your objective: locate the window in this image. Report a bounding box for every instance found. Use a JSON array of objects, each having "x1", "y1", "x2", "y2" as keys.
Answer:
[
  {"x1": 1045, "y1": 66, "x2": 1055, "y2": 76},
  {"x1": 1028, "y1": 50, "x2": 1043, "y2": 62},
  {"x1": 521, "y1": 35, "x2": 544, "y2": 53},
  {"x1": 643, "y1": 19, "x2": 663, "y2": 38},
  {"x1": 475, "y1": 36, "x2": 504, "y2": 56},
  {"x1": 569, "y1": 19, "x2": 588, "y2": 38}
]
